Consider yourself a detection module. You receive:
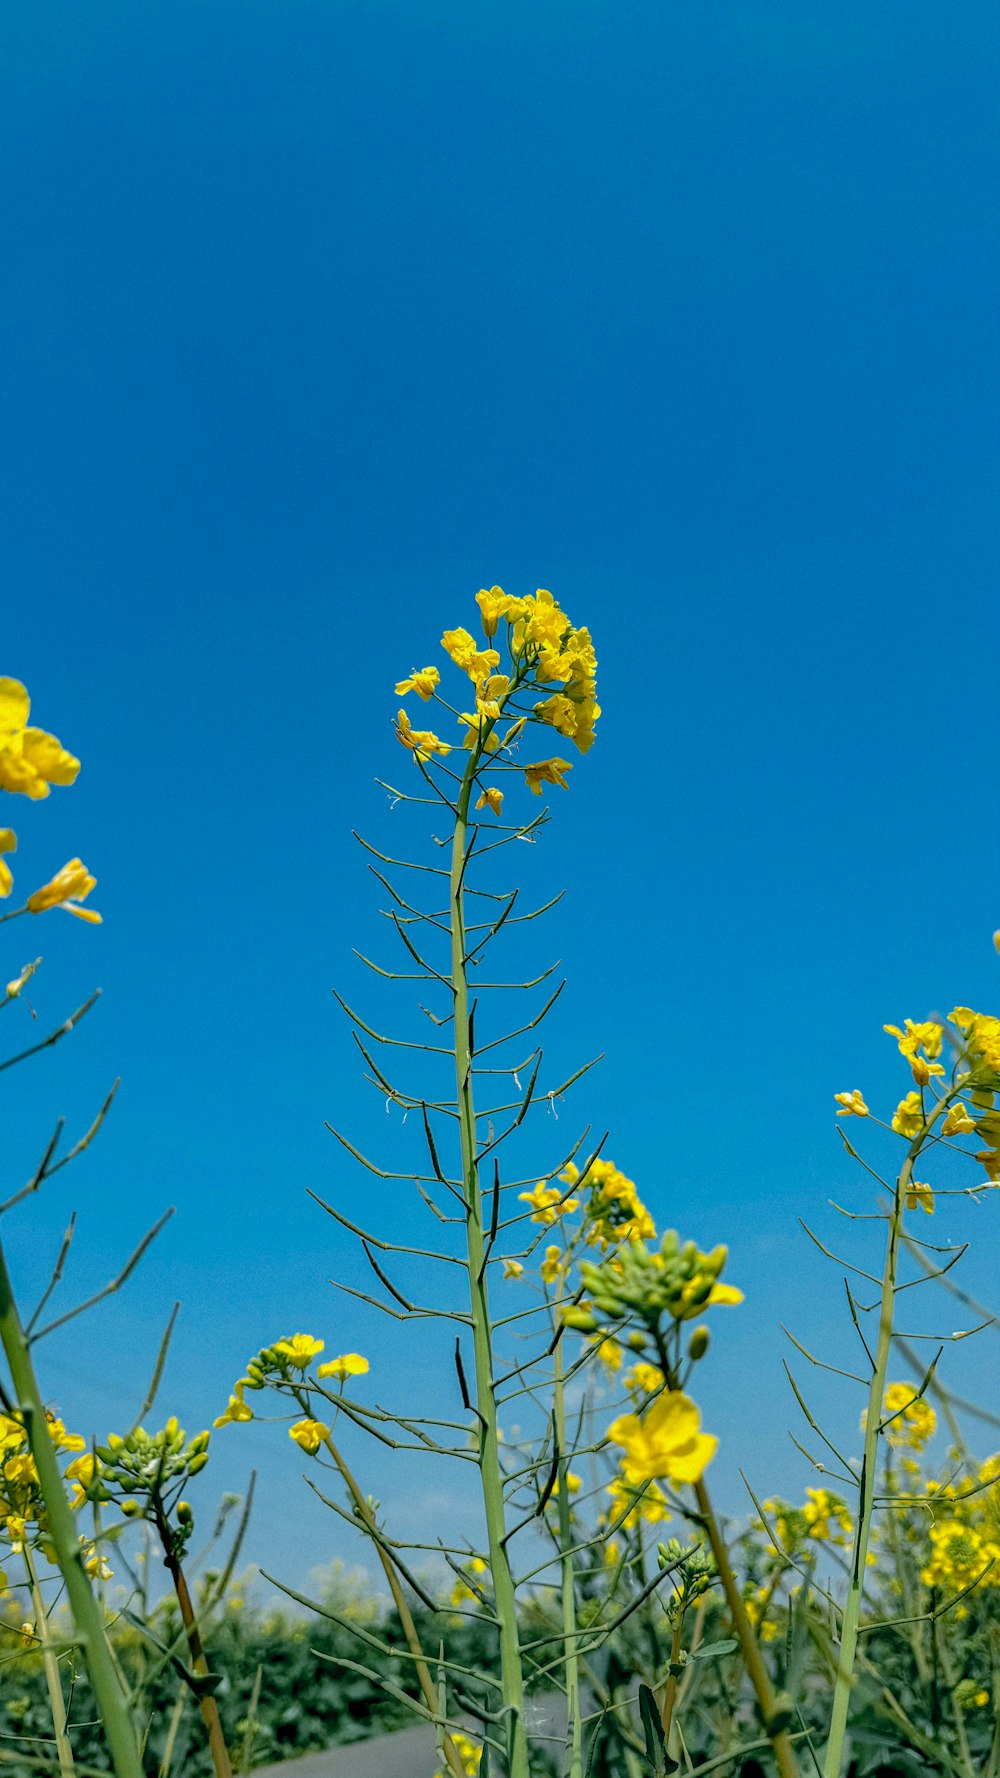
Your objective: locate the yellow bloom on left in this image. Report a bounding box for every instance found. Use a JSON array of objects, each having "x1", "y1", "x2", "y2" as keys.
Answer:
[
  {"x1": 214, "y1": 1382, "x2": 254, "y2": 1428},
  {"x1": 835, "y1": 1089, "x2": 869, "y2": 1117},
  {"x1": 27, "y1": 860, "x2": 101, "y2": 923},
  {"x1": 0, "y1": 679, "x2": 81, "y2": 800},
  {"x1": 396, "y1": 709, "x2": 451, "y2": 763},
  {"x1": 273, "y1": 1334, "x2": 325, "y2": 1369},
  {"x1": 607, "y1": 1392, "x2": 717, "y2": 1486},
  {"x1": 289, "y1": 1418, "x2": 330, "y2": 1454},
  {"x1": 395, "y1": 667, "x2": 440, "y2": 701}
]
